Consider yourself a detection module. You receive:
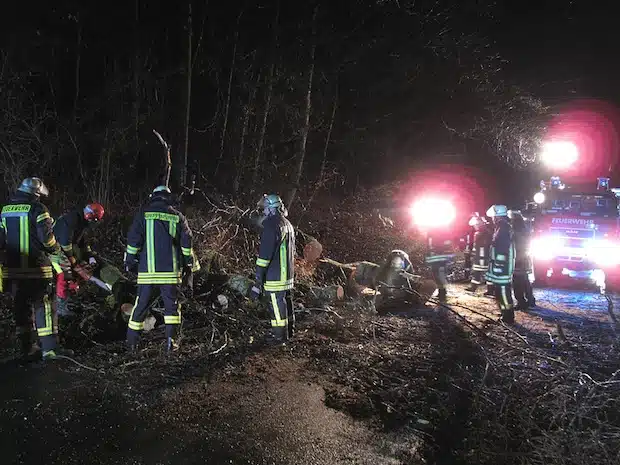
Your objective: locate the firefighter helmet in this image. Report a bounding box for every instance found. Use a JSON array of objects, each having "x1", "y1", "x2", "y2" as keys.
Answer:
[
  {"x1": 389, "y1": 250, "x2": 410, "y2": 270},
  {"x1": 152, "y1": 185, "x2": 171, "y2": 195},
  {"x1": 84, "y1": 203, "x2": 105, "y2": 222},
  {"x1": 486, "y1": 205, "x2": 508, "y2": 218},
  {"x1": 257, "y1": 194, "x2": 285, "y2": 211},
  {"x1": 17, "y1": 177, "x2": 49, "y2": 197}
]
